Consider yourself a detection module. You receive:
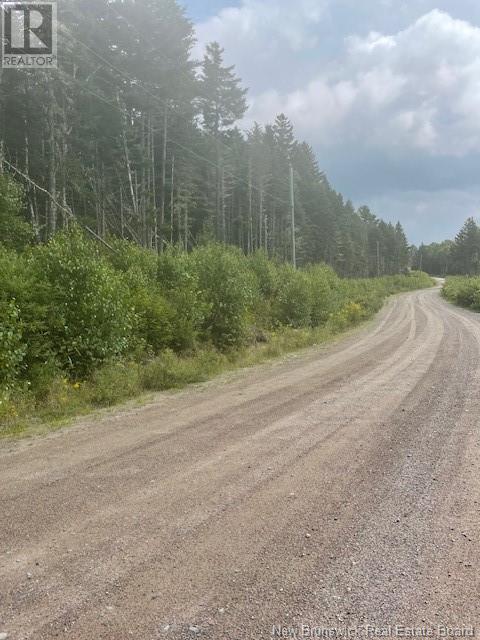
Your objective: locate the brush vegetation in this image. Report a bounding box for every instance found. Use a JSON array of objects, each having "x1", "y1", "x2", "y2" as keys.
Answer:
[
  {"x1": 442, "y1": 276, "x2": 480, "y2": 310},
  {"x1": 0, "y1": 228, "x2": 432, "y2": 438}
]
